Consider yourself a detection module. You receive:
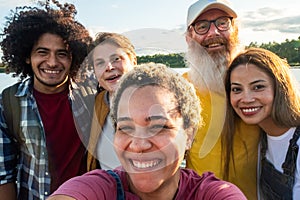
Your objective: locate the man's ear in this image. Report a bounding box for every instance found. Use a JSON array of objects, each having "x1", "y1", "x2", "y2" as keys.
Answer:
[
  {"x1": 25, "y1": 58, "x2": 30, "y2": 64},
  {"x1": 185, "y1": 27, "x2": 194, "y2": 44},
  {"x1": 185, "y1": 127, "x2": 195, "y2": 150},
  {"x1": 185, "y1": 34, "x2": 192, "y2": 44}
]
